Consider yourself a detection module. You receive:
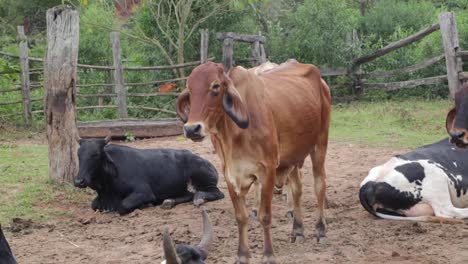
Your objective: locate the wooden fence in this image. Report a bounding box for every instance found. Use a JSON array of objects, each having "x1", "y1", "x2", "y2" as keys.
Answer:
[
  {"x1": 318, "y1": 12, "x2": 466, "y2": 100},
  {"x1": 0, "y1": 26, "x2": 212, "y2": 124}
]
